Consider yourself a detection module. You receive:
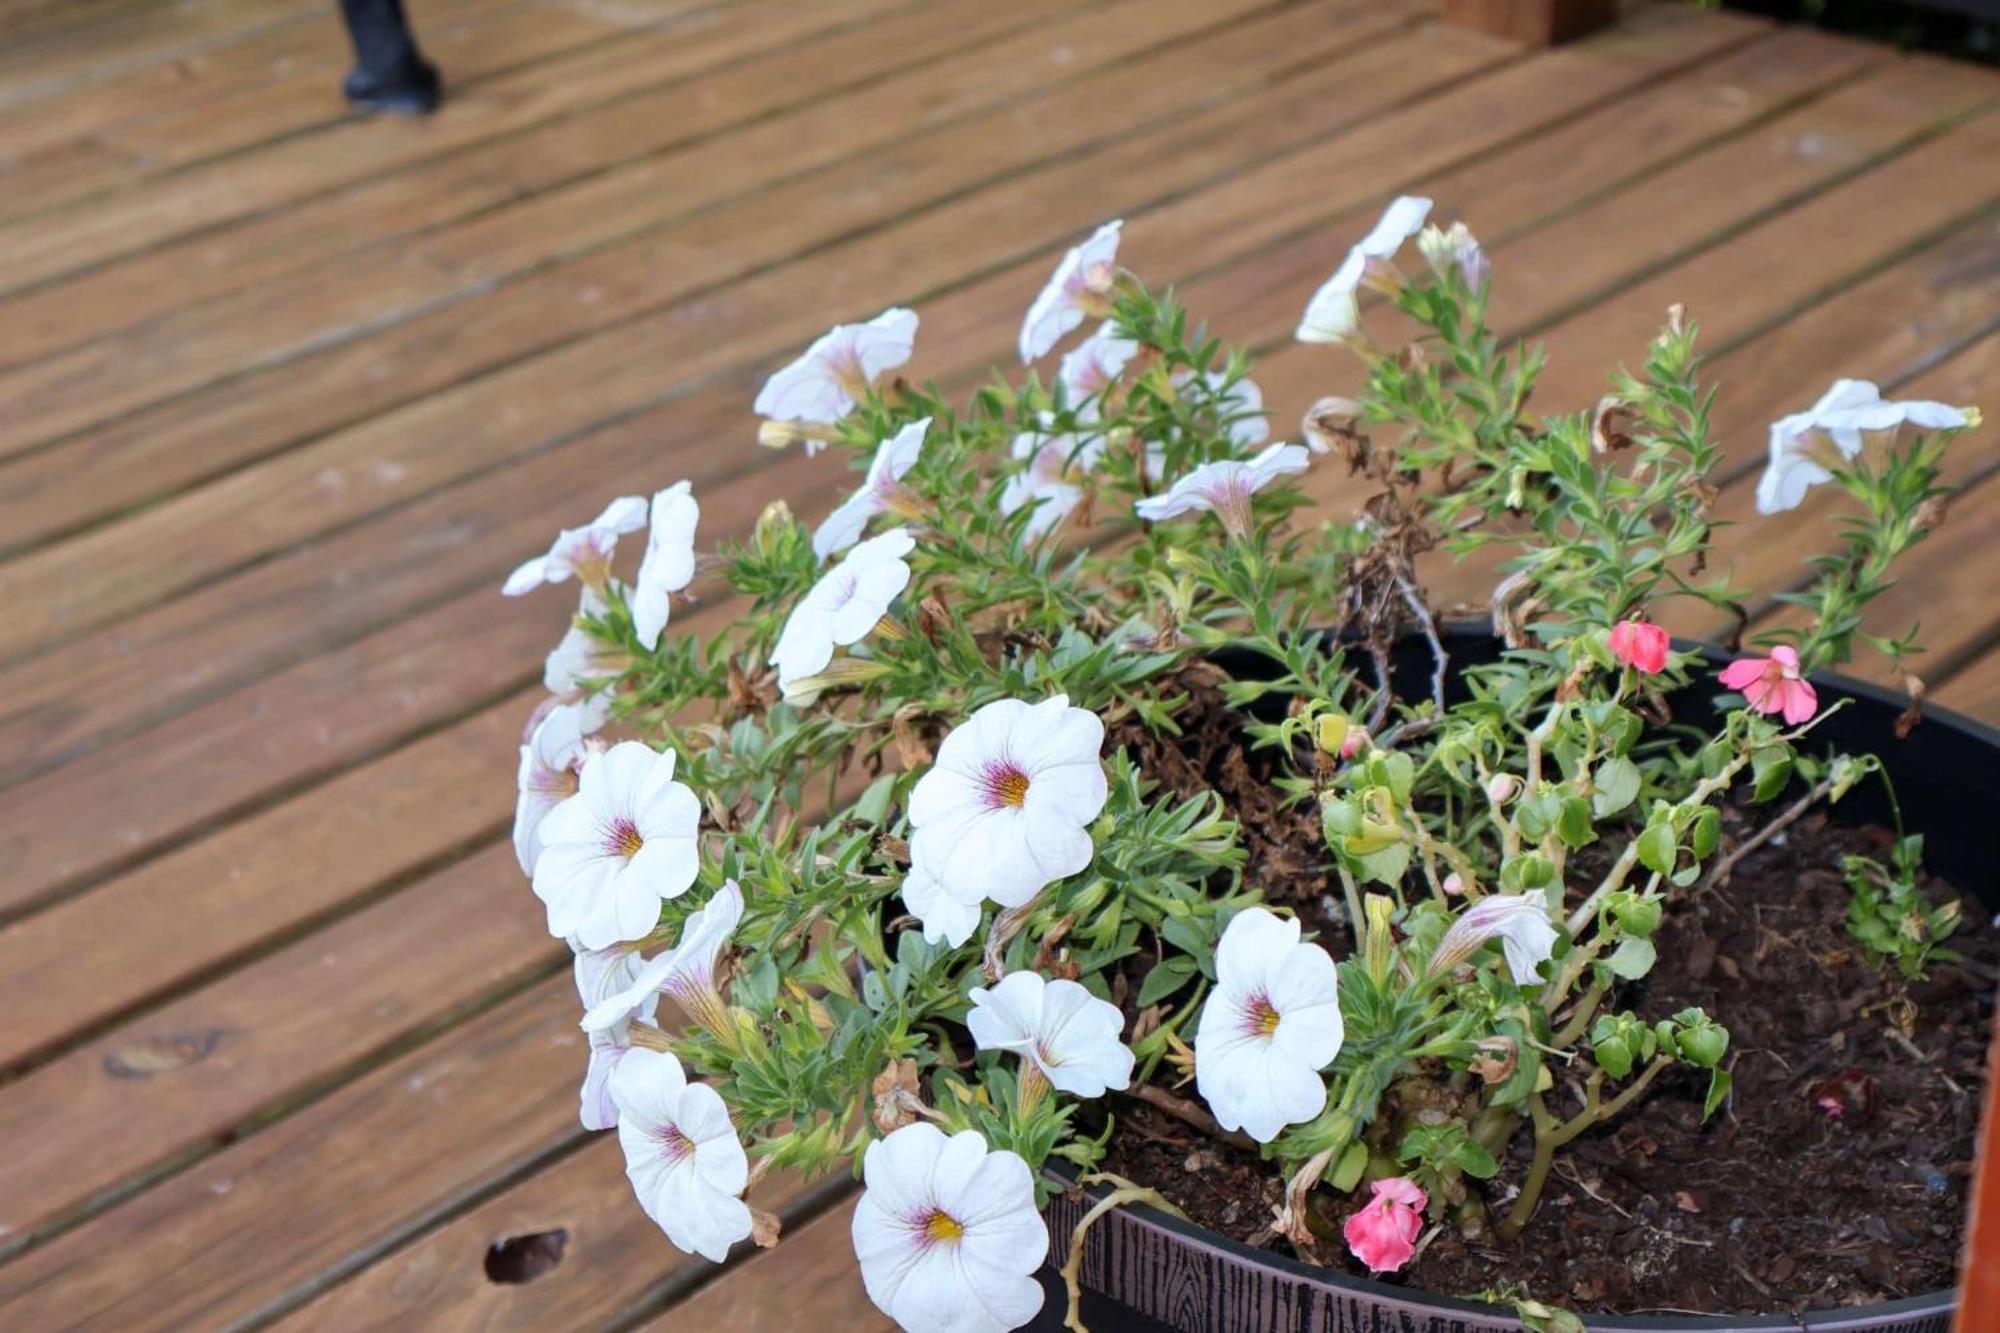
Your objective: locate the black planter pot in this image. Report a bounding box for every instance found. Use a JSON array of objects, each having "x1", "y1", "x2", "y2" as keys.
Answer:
[{"x1": 1027, "y1": 629, "x2": 1996, "y2": 1332}]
